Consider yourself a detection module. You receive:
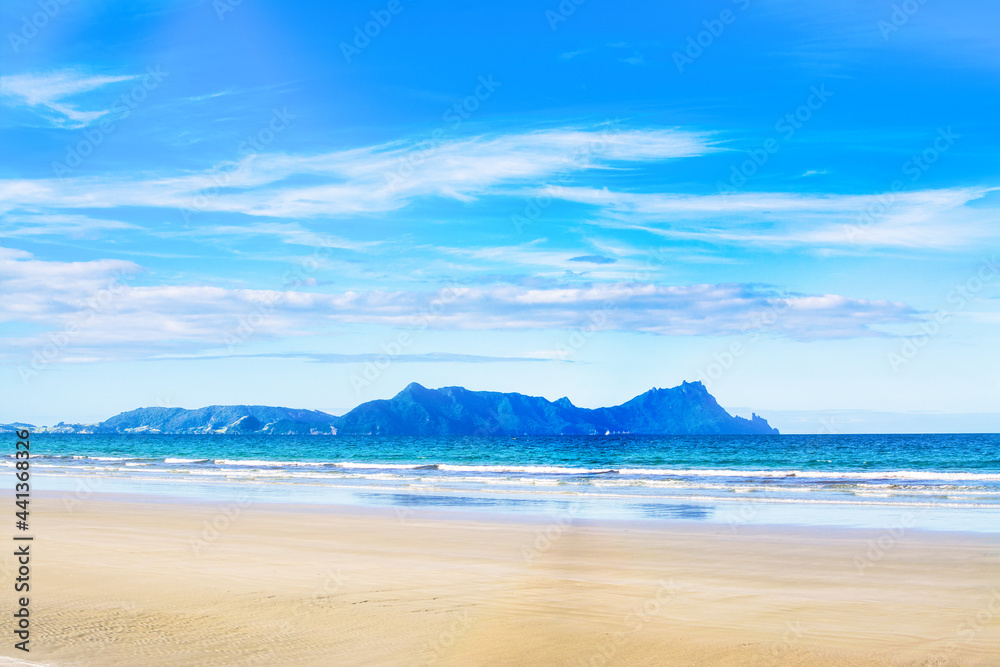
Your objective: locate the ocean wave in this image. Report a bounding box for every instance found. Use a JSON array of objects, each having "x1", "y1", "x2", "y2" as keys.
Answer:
[
  {"x1": 63, "y1": 455, "x2": 151, "y2": 462},
  {"x1": 212, "y1": 459, "x2": 333, "y2": 467},
  {"x1": 20, "y1": 455, "x2": 1000, "y2": 483},
  {"x1": 237, "y1": 460, "x2": 1000, "y2": 481},
  {"x1": 334, "y1": 461, "x2": 442, "y2": 470},
  {"x1": 614, "y1": 468, "x2": 1000, "y2": 481},
  {"x1": 37, "y1": 470, "x2": 1000, "y2": 509}
]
